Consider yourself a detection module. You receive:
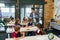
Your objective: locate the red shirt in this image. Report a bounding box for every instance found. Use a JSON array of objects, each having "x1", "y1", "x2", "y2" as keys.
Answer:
[
  {"x1": 12, "y1": 32, "x2": 22, "y2": 38},
  {"x1": 36, "y1": 30, "x2": 43, "y2": 35}
]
